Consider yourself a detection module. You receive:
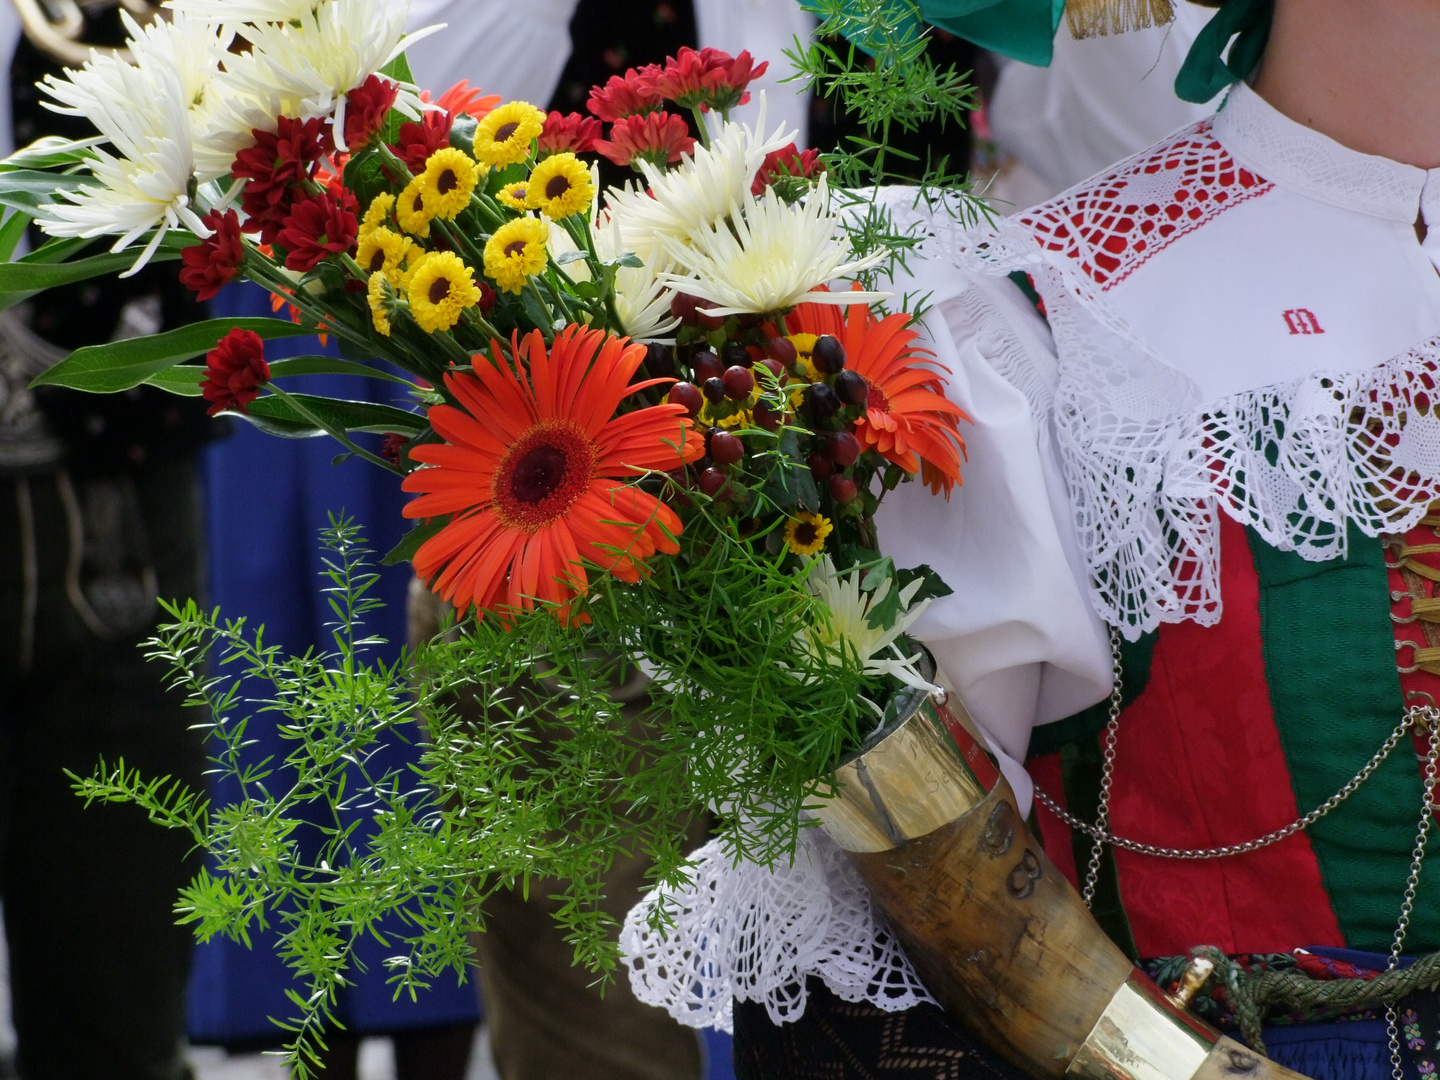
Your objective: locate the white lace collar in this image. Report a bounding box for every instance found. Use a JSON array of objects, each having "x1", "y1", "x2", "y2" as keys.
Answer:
[{"x1": 1214, "y1": 81, "x2": 1437, "y2": 226}]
